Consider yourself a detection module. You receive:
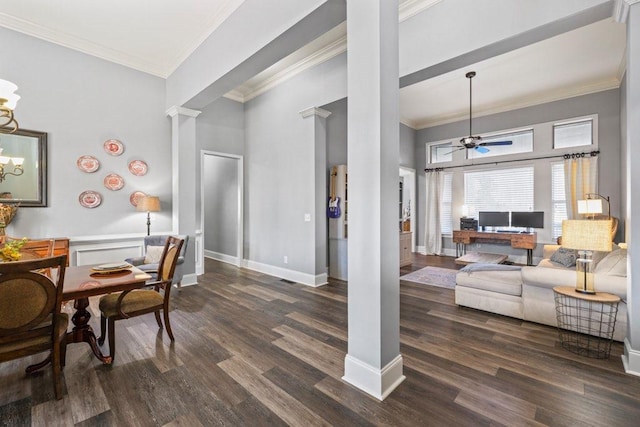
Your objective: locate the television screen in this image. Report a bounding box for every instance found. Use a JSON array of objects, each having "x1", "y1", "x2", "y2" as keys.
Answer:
[
  {"x1": 478, "y1": 211, "x2": 510, "y2": 227},
  {"x1": 511, "y1": 211, "x2": 544, "y2": 228}
]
